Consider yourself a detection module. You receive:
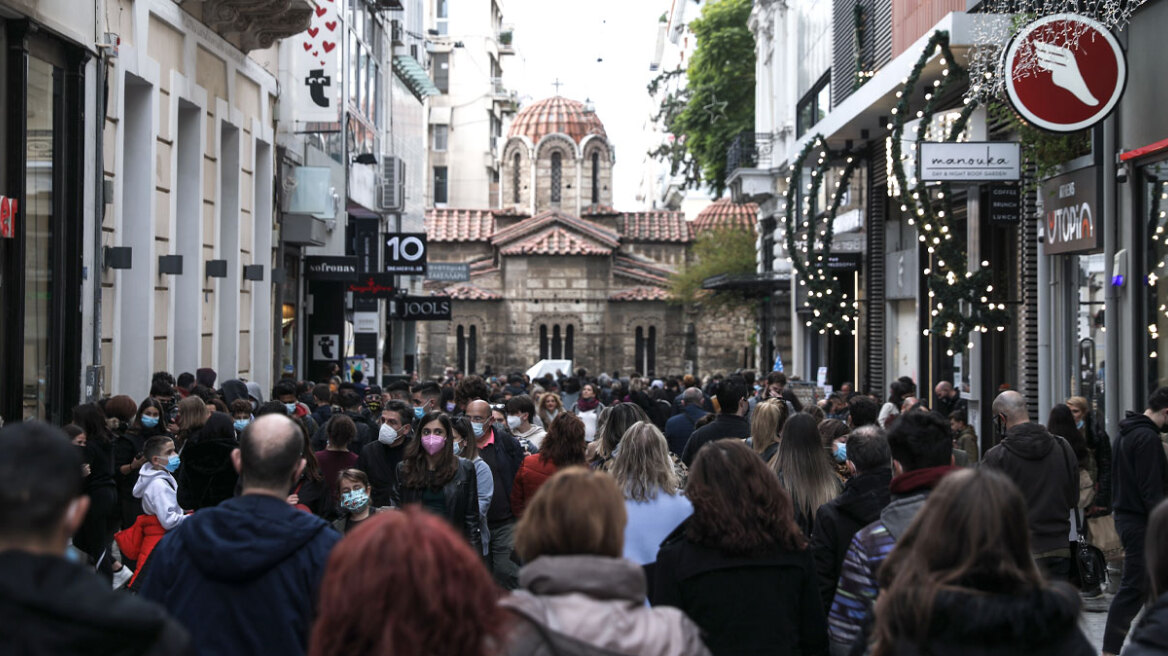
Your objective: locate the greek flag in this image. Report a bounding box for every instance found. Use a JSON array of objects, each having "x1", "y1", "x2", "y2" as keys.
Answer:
[{"x1": 773, "y1": 352, "x2": 784, "y2": 372}]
